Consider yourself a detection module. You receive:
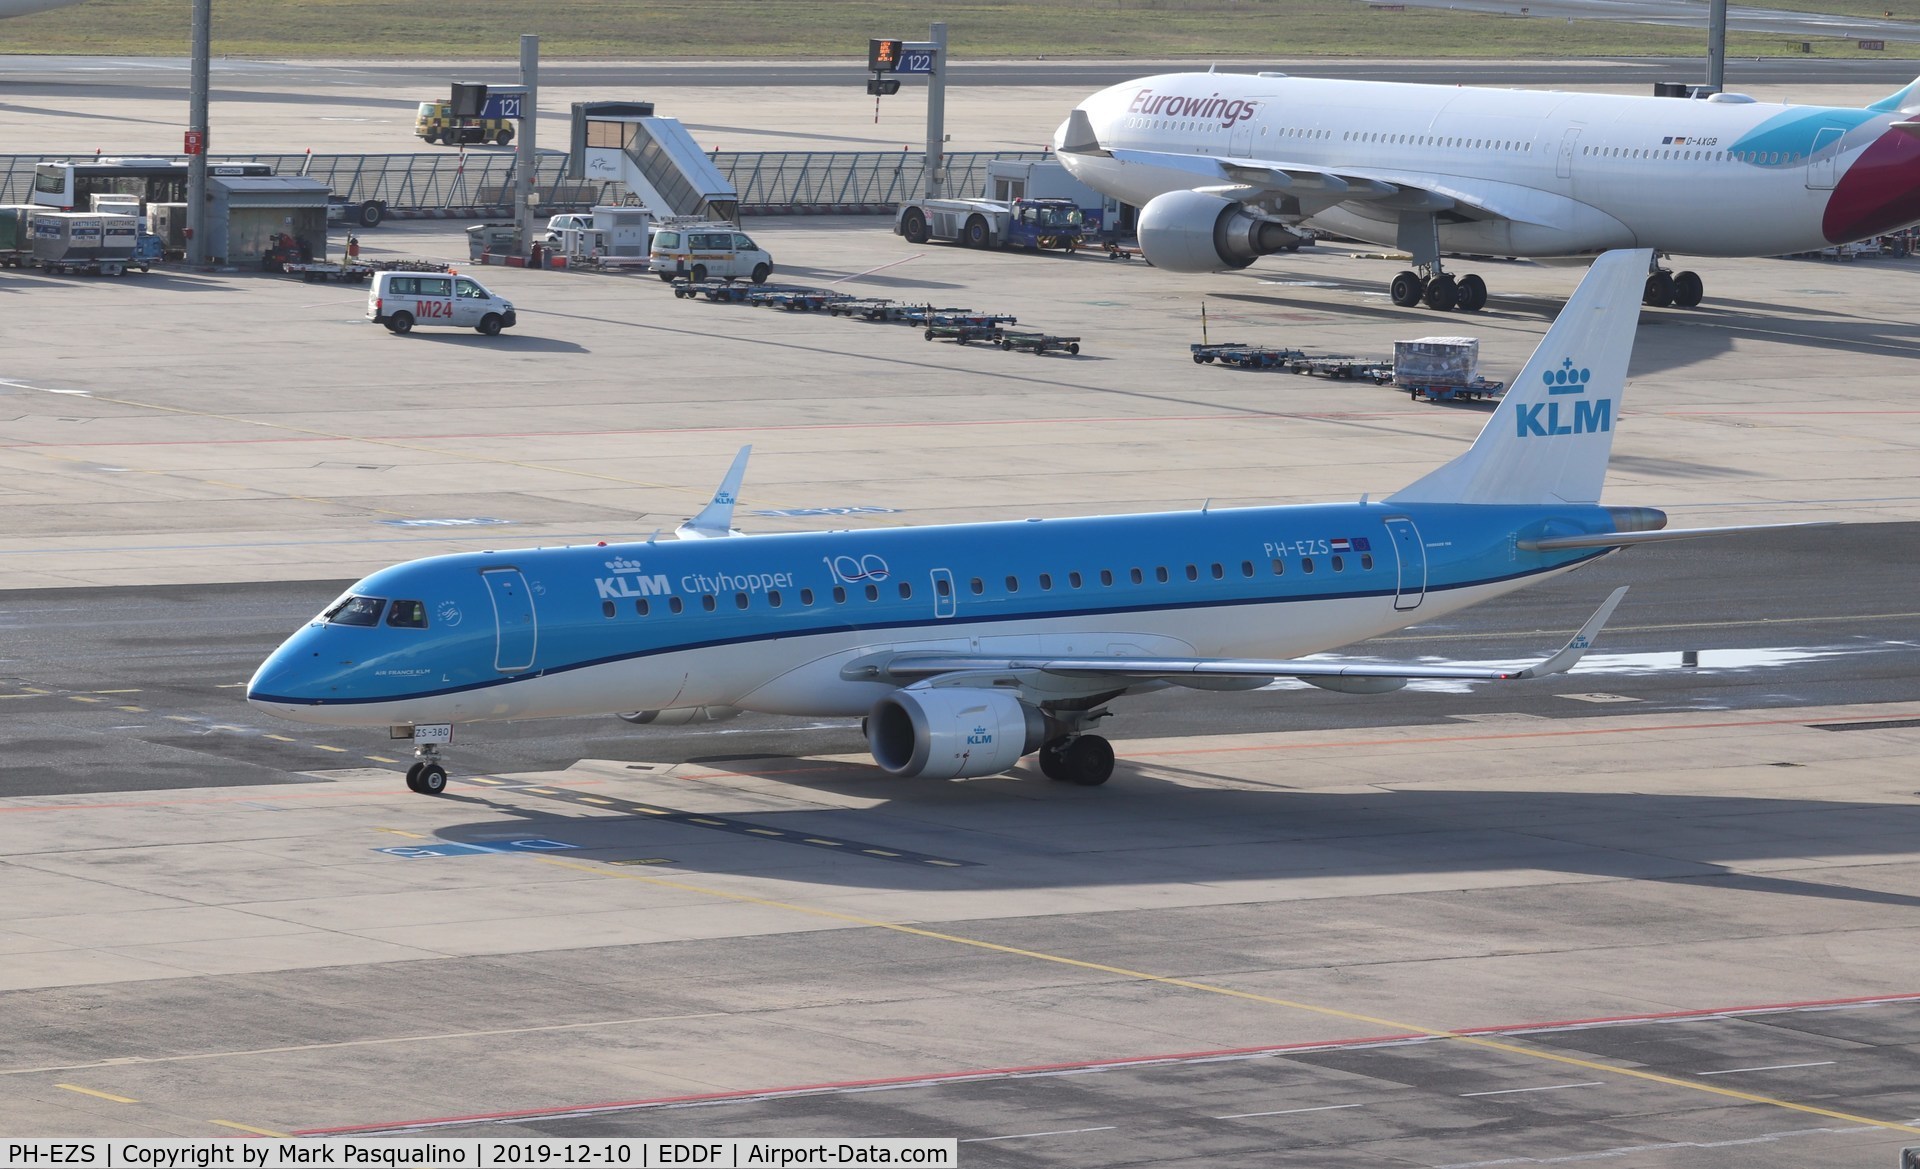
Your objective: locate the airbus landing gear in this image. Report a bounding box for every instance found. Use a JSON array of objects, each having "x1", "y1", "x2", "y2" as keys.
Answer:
[
  {"x1": 1037, "y1": 734, "x2": 1116, "y2": 786},
  {"x1": 1390, "y1": 266, "x2": 1487, "y2": 313},
  {"x1": 404, "y1": 743, "x2": 448, "y2": 795},
  {"x1": 1644, "y1": 260, "x2": 1704, "y2": 308}
]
